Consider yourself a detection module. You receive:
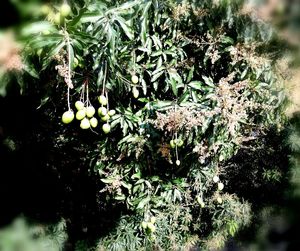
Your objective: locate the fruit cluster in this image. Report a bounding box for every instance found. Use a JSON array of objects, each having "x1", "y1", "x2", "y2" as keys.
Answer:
[
  {"x1": 41, "y1": 3, "x2": 72, "y2": 26},
  {"x1": 61, "y1": 94, "x2": 115, "y2": 134}
]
